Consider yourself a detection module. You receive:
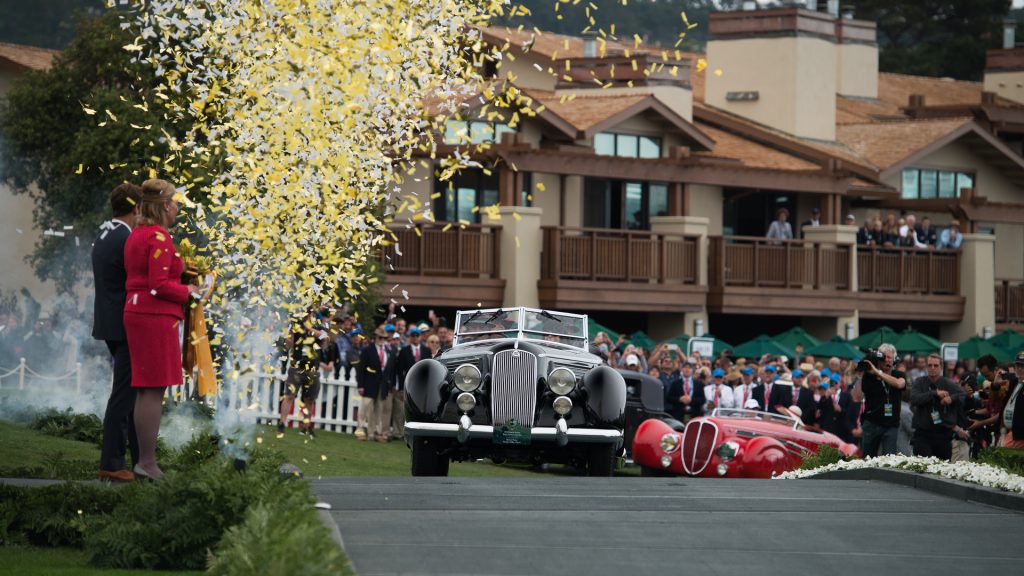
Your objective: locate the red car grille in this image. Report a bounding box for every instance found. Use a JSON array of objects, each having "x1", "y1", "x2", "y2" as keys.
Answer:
[{"x1": 681, "y1": 419, "x2": 719, "y2": 475}]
